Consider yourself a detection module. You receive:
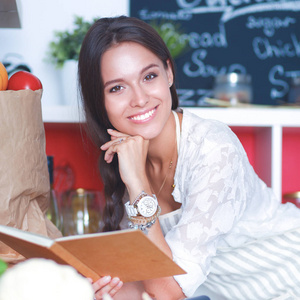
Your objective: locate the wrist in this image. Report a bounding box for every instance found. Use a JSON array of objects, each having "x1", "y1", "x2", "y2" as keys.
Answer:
[
  {"x1": 127, "y1": 183, "x2": 152, "y2": 204},
  {"x1": 128, "y1": 205, "x2": 161, "y2": 234},
  {"x1": 125, "y1": 191, "x2": 161, "y2": 233},
  {"x1": 125, "y1": 191, "x2": 158, "y2": 217}
]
